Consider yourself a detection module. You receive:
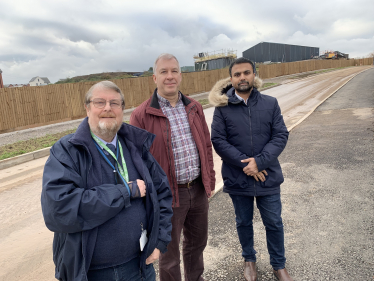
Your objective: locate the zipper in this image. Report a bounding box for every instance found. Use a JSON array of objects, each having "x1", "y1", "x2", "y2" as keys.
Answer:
[
  {"x1": 248, "y1": 103, "x2": 256, "y2": 196},
  {"x1": 83, "y1": 144, "x2": 93, "y2": 187},
  {"x1": 165, "y1": 118, "x2": 177, "y2": 205}
]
